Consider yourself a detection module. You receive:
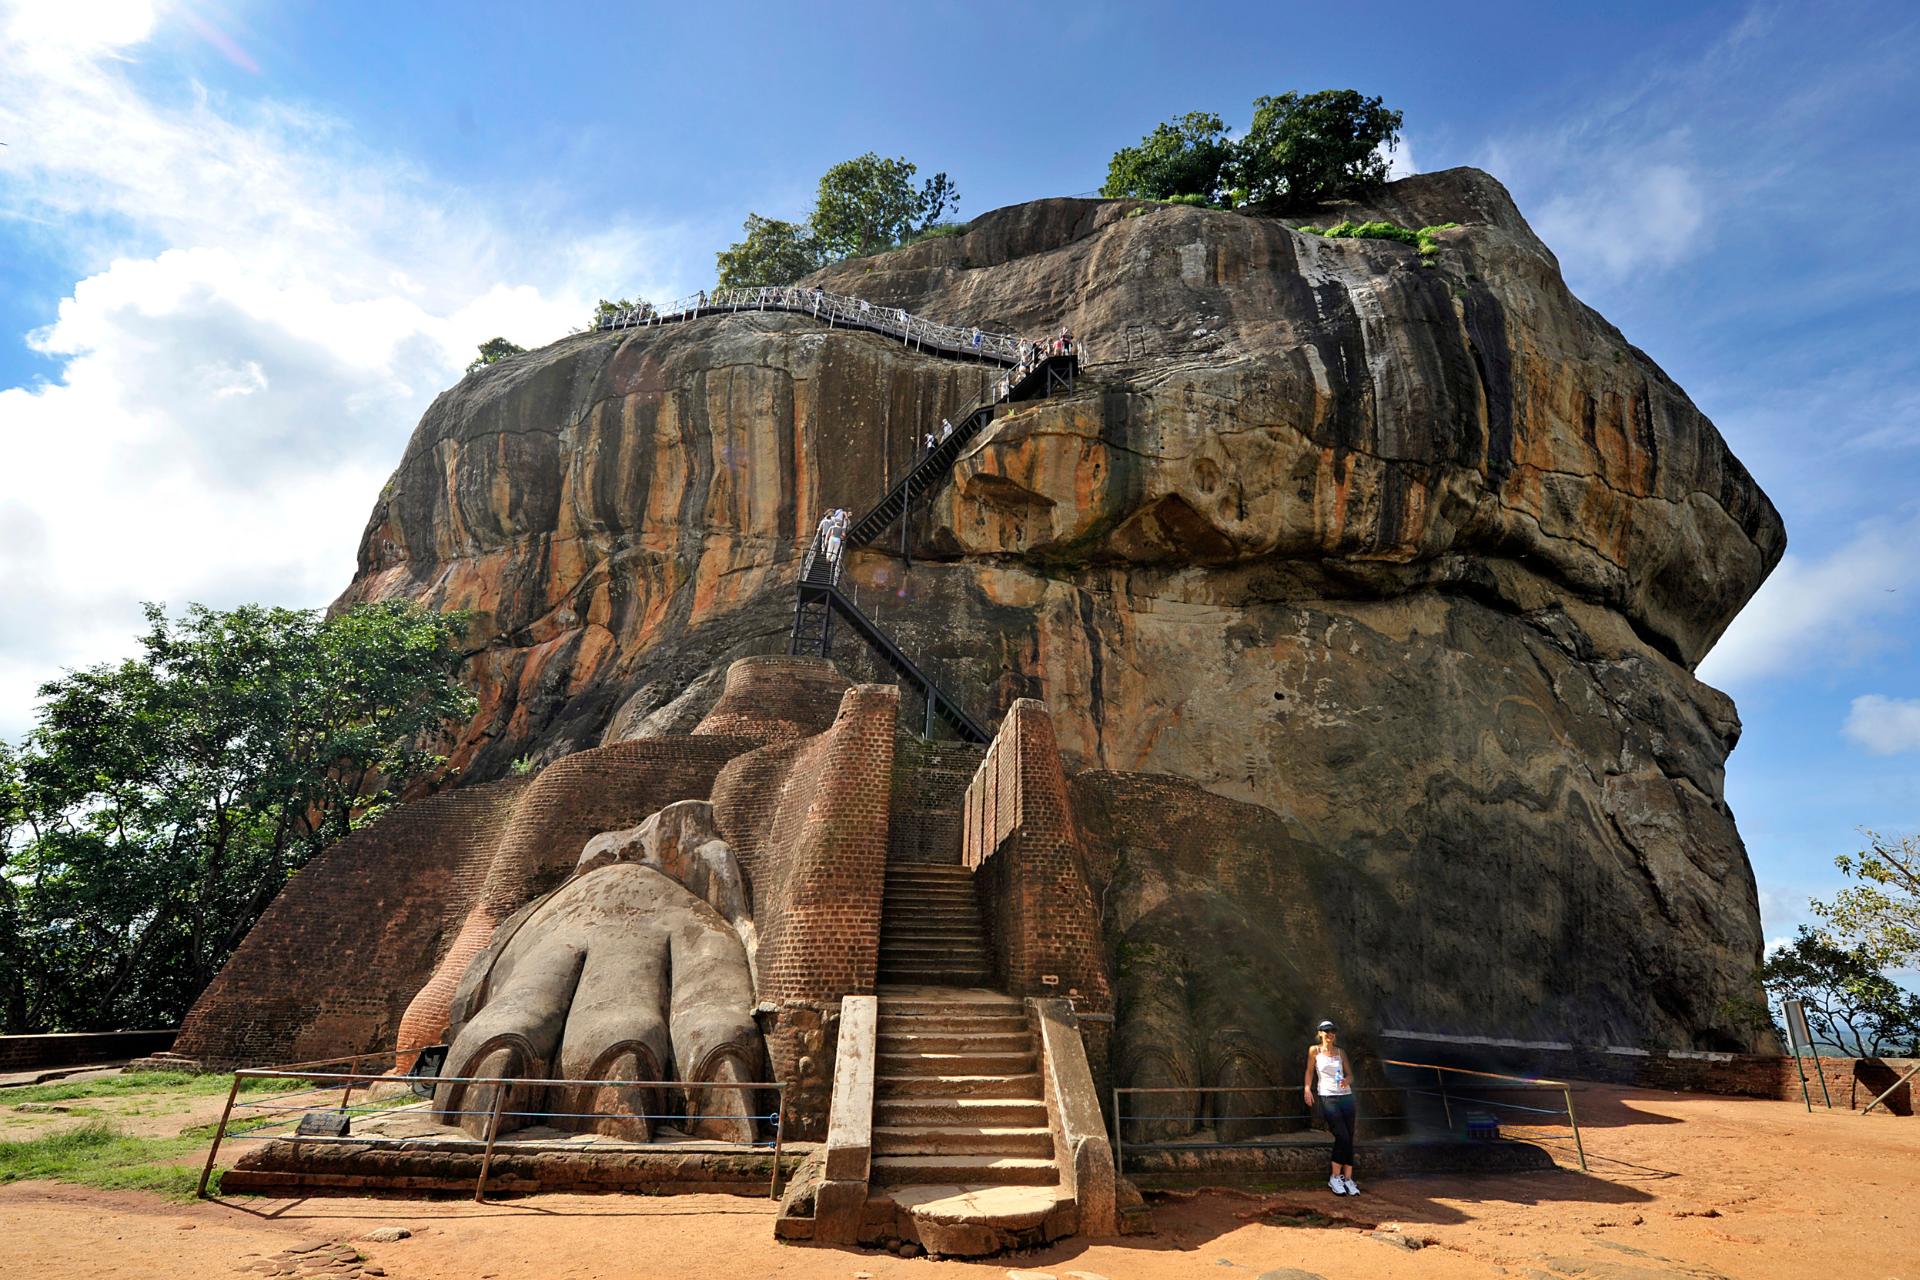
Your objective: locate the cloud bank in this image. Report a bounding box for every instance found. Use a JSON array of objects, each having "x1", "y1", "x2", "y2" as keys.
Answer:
[{"x1": 0, "y1": 1, "x2": 670, "y2": 736}]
